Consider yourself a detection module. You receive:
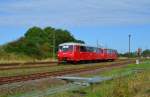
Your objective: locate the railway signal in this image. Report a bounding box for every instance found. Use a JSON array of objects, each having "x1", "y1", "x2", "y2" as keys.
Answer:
[
  {"x1": 136, "y1": 48, "x2": 142, "y2": 64},
  {"x1": 137, "y1": 48, "x2": 142, "y2": 57}
]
